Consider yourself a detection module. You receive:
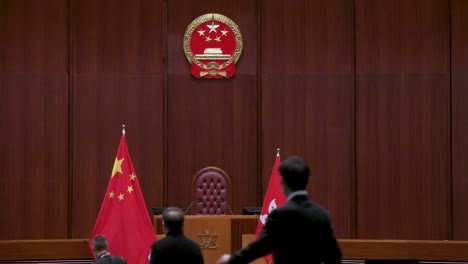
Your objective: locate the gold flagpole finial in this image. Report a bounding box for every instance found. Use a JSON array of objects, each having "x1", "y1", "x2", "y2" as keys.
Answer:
[
  {"x1": 122, "y1": 124, "x2": 126, "y2": 135},
  {"x1": 276, "y1": 148, "x2": 280, "y2": 156}
]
